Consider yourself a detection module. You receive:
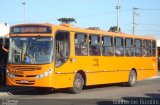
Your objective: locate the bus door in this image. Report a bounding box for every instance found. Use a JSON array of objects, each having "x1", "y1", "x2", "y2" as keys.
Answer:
[{"x1": 54, "y1": 31, "x2": 75, "y2": 88}]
